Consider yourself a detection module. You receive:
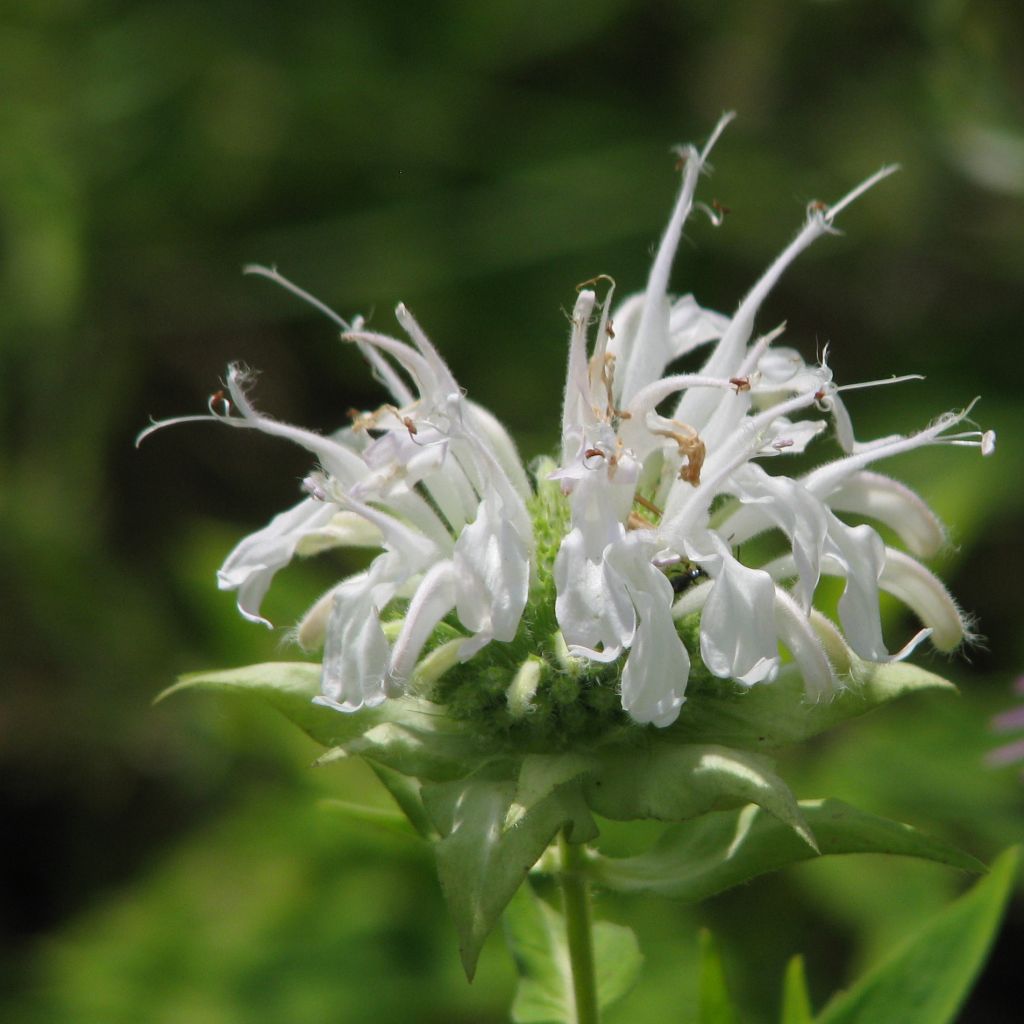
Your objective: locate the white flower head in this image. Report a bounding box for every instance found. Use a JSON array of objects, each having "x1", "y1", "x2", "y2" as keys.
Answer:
[{"x1": 141, "y1": 115, "x2": 994, "y2": 738}]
